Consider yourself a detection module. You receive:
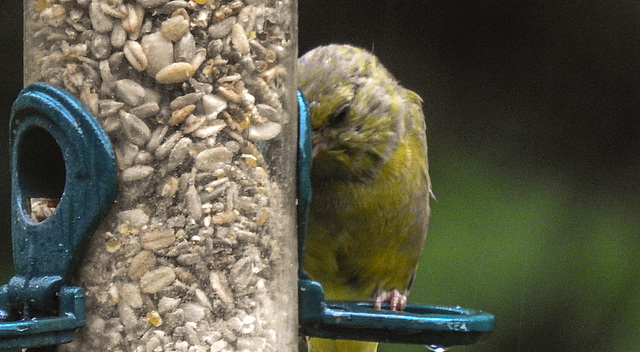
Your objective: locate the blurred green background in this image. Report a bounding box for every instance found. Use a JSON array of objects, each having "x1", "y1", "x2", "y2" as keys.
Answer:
[{"x1": 2, "y1": 0, "x2": 640, "y2": 351}]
